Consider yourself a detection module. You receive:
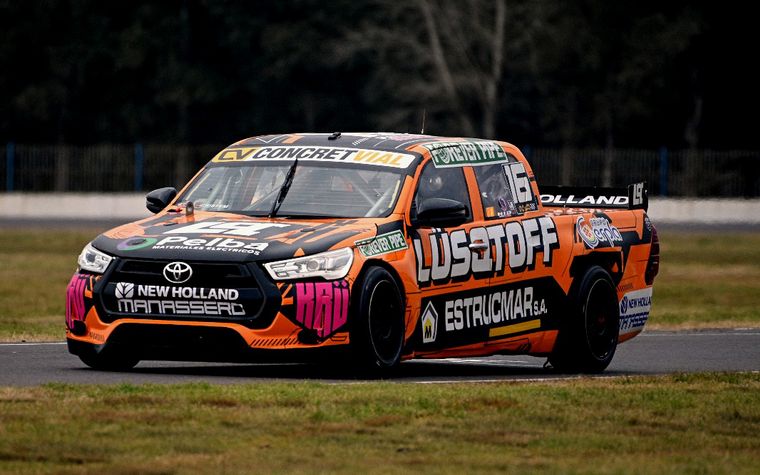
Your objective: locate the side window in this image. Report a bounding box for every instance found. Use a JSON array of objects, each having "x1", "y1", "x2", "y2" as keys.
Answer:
[
  {"x1": 411, "y1": 162, "x2": 471, "y2": 222},
  {"x1": 474, "y1": 164, "x2": 515, "y2": 219},
  {"x1": 474, "y1": 159, "x2": 538, "y2": 219}
]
